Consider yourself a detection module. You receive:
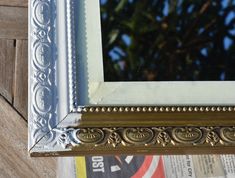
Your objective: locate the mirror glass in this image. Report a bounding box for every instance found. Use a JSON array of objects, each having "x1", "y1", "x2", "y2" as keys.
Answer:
[{"x1": 100, "y1": 0, "x2": 235, "y2": 81}]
